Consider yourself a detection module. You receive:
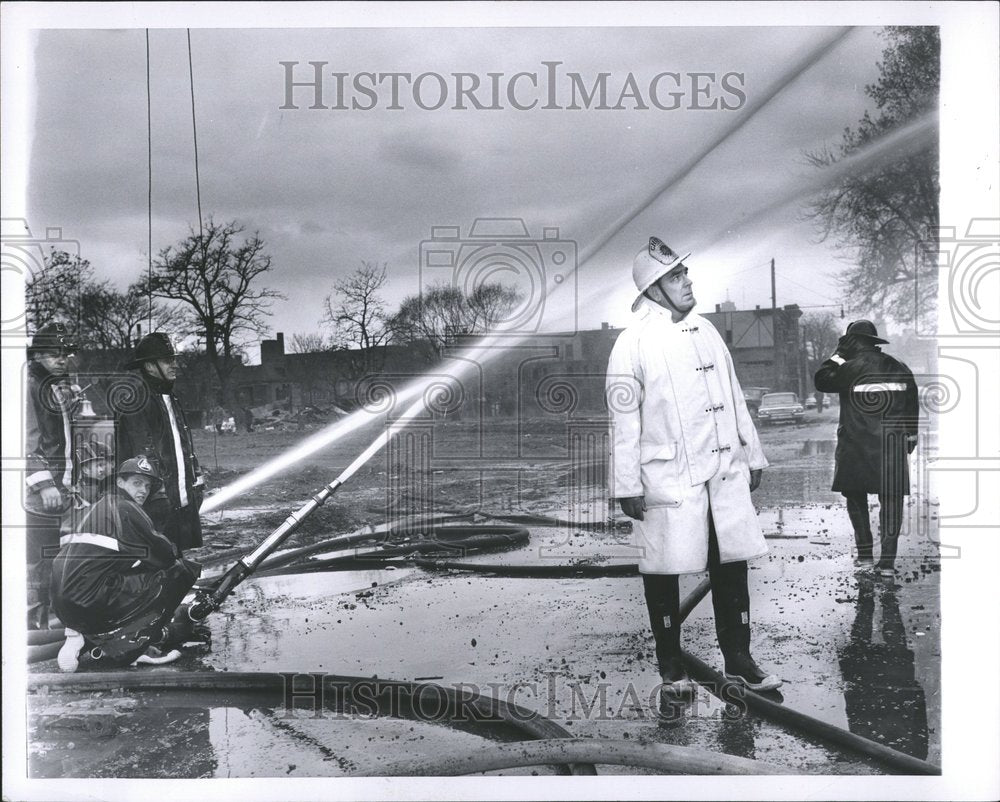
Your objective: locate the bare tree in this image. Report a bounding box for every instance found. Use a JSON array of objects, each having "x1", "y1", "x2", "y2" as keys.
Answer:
[
  {"x1": 801, "y1": 312, "x2": 842, "y2": 371},
  {"x1": 288, "y1": 332, "x2": 331, "y2": 353},
  {"x1": 805, "y1": 27, "x2": 939, "y2": 325},
  {"x1": 27, "y1": 250, "x2": 179, "y2": 348},
  {"x1": 26, "y1": 249, "x2": 93, "y2": 333},
  {"x1": 77, "y1": 281, "x2": 183, "y2": 350},
  {"x1": 801, "y1": 311, "x2": 842, "y2": 407},
  {"x1": 147, "y1": 219, "x2": 284, "y2": 406},
  {"x1": 391, "y1": 282, "x2": 524, "y2": 362},
  {"x1": 466, "y1": 283, "x2": 523, "y2": 333},
  {"x1": 322, "y1": 262, "x2": 393, "y2": 376}
]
